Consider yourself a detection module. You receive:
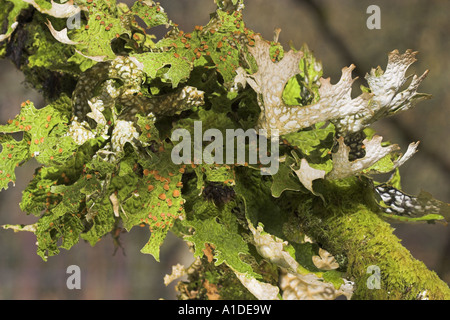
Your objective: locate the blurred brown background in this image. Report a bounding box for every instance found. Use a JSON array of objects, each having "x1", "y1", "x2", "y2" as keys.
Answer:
[{"x1": 0, "y1": 0, "x2": 449, "y2": 299}]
